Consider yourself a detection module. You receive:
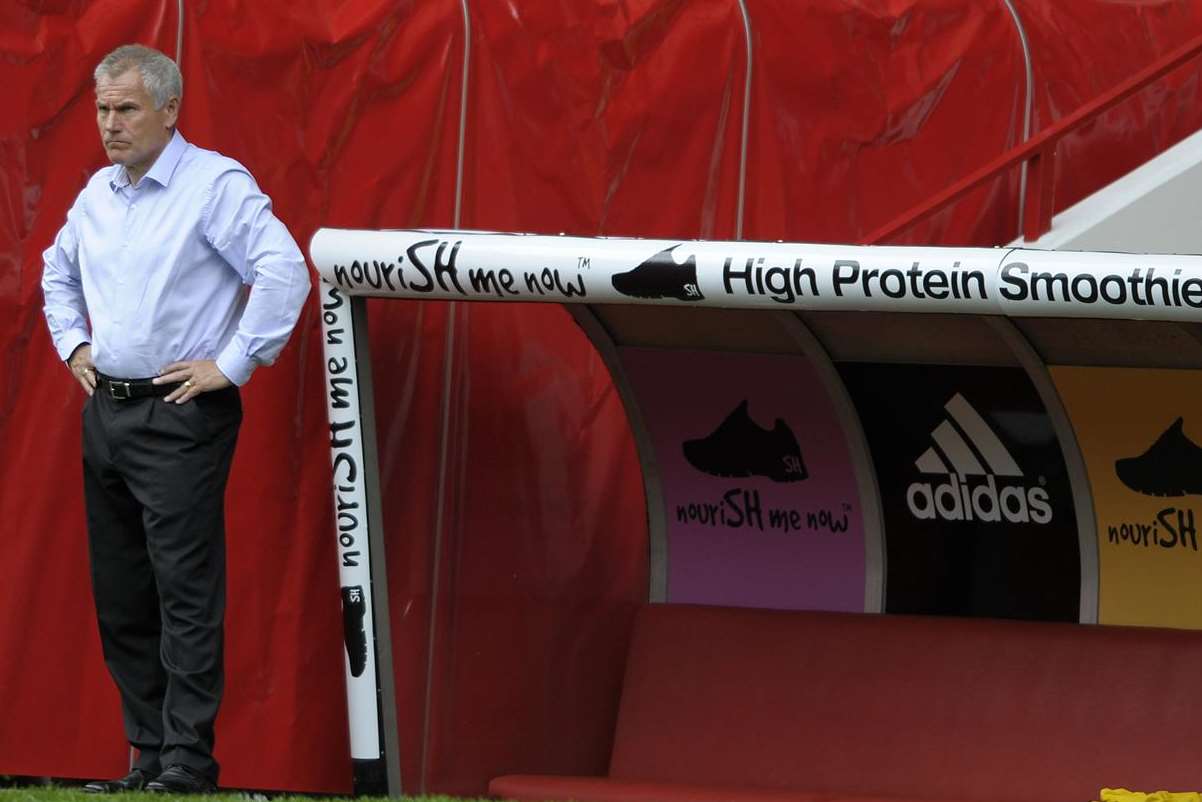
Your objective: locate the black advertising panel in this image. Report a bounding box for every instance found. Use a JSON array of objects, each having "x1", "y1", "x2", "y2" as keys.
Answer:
[{"x1": 841, "y1": 364, "x2": 1079, "y2": 621}]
